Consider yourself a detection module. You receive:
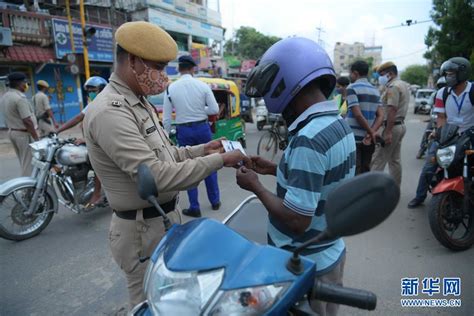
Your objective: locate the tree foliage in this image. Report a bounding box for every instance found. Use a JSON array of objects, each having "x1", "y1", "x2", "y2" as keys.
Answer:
[
  {"x1": 225, "y1": 27, "x2": 281, "y2": 60},
  {"x1": 401, "y1": 65, "x2": 430, "y2": 86},
  {"x1": 424, "y1": 0, "x2": 474, "y2": 69}
]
